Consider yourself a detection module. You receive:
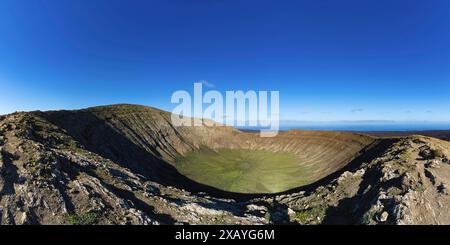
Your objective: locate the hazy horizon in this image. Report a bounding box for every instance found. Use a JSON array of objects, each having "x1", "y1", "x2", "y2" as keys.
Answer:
[
  {"x1": 238, "y1": 120, "x2": 450, "y2": 132},
  {"x1": 2, "y1": 102, "x2": 450, "y2": 132}
]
